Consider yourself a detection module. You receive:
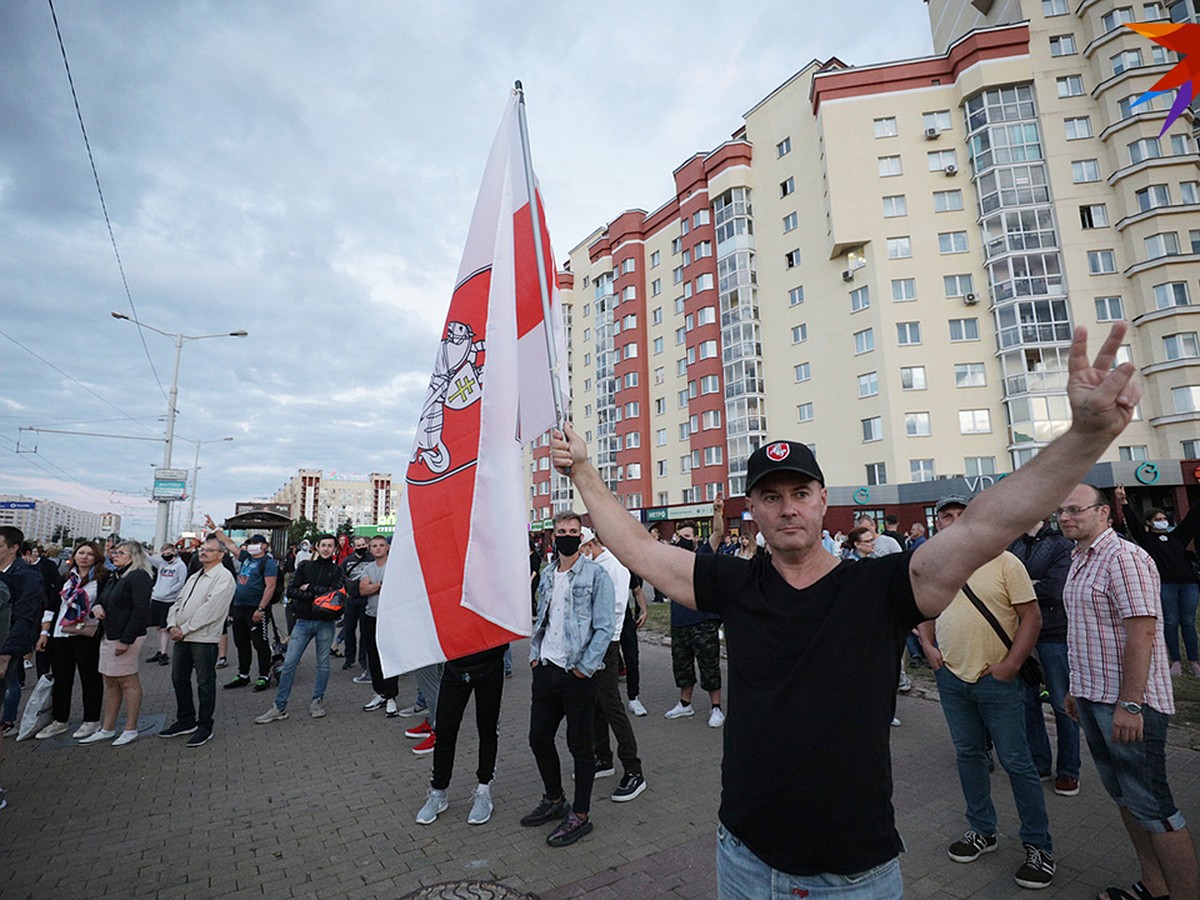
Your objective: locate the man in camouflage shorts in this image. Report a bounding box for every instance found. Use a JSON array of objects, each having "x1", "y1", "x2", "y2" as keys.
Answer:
[{"x1": 663, "y1": 519, "x2": 725, "y2": 728}]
